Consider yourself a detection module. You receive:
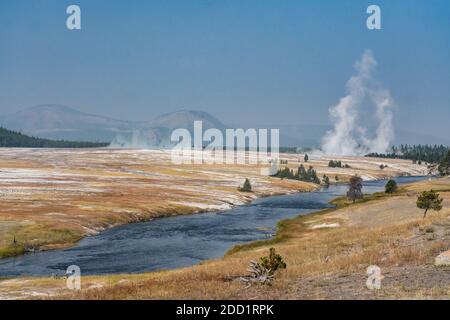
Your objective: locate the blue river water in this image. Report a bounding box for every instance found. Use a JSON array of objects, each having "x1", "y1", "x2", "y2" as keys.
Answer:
[{"x1": 0, "y1": 176, "x2": 427, "y2": 277}]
